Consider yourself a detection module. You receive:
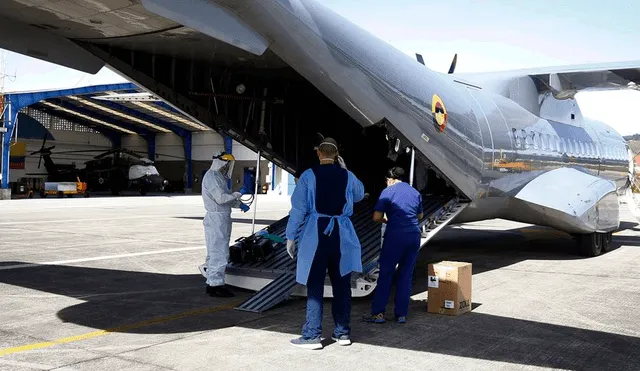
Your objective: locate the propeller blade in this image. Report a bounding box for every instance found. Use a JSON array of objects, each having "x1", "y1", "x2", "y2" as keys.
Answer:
[
  {"x1": 40, "y1": 133, "x2": 47, "y2": 151},
  {"x1": 448, "y1": 53, "x2": 458, "y2": 74},
  {"x1": 416, "y1": 53, "x2": 425, "y2": 66}
]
